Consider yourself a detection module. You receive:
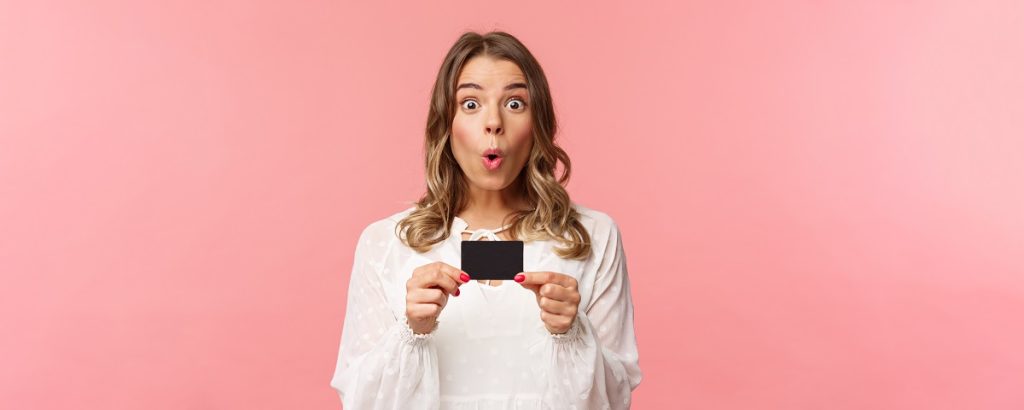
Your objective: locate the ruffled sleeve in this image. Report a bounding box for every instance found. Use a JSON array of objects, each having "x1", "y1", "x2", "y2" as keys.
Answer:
[
  {"x1": 533, "y1": 219, "x2": 643, "y2": 410},
  {"x1": 329, "y1": 221, "x2": 441, "y2": 410}
]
